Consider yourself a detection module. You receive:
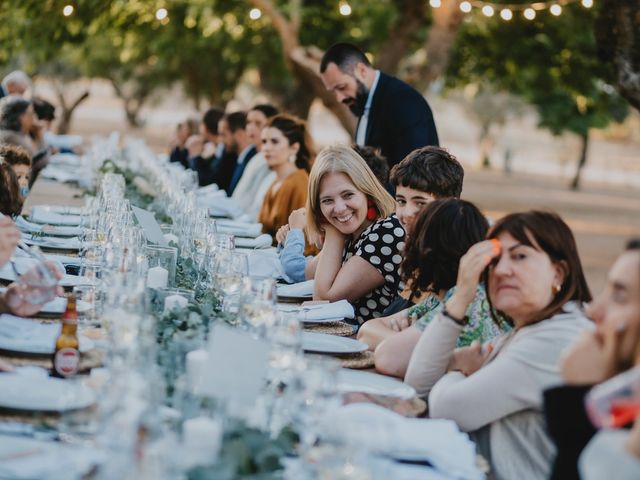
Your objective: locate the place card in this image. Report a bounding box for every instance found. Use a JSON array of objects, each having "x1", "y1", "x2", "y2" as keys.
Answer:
[
  {"x1": 200, "y1": 324, "x2": 270, "y2": 414},
  {"x1": 132, "y1": 206, "x2": 168, "y2": 246}
]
